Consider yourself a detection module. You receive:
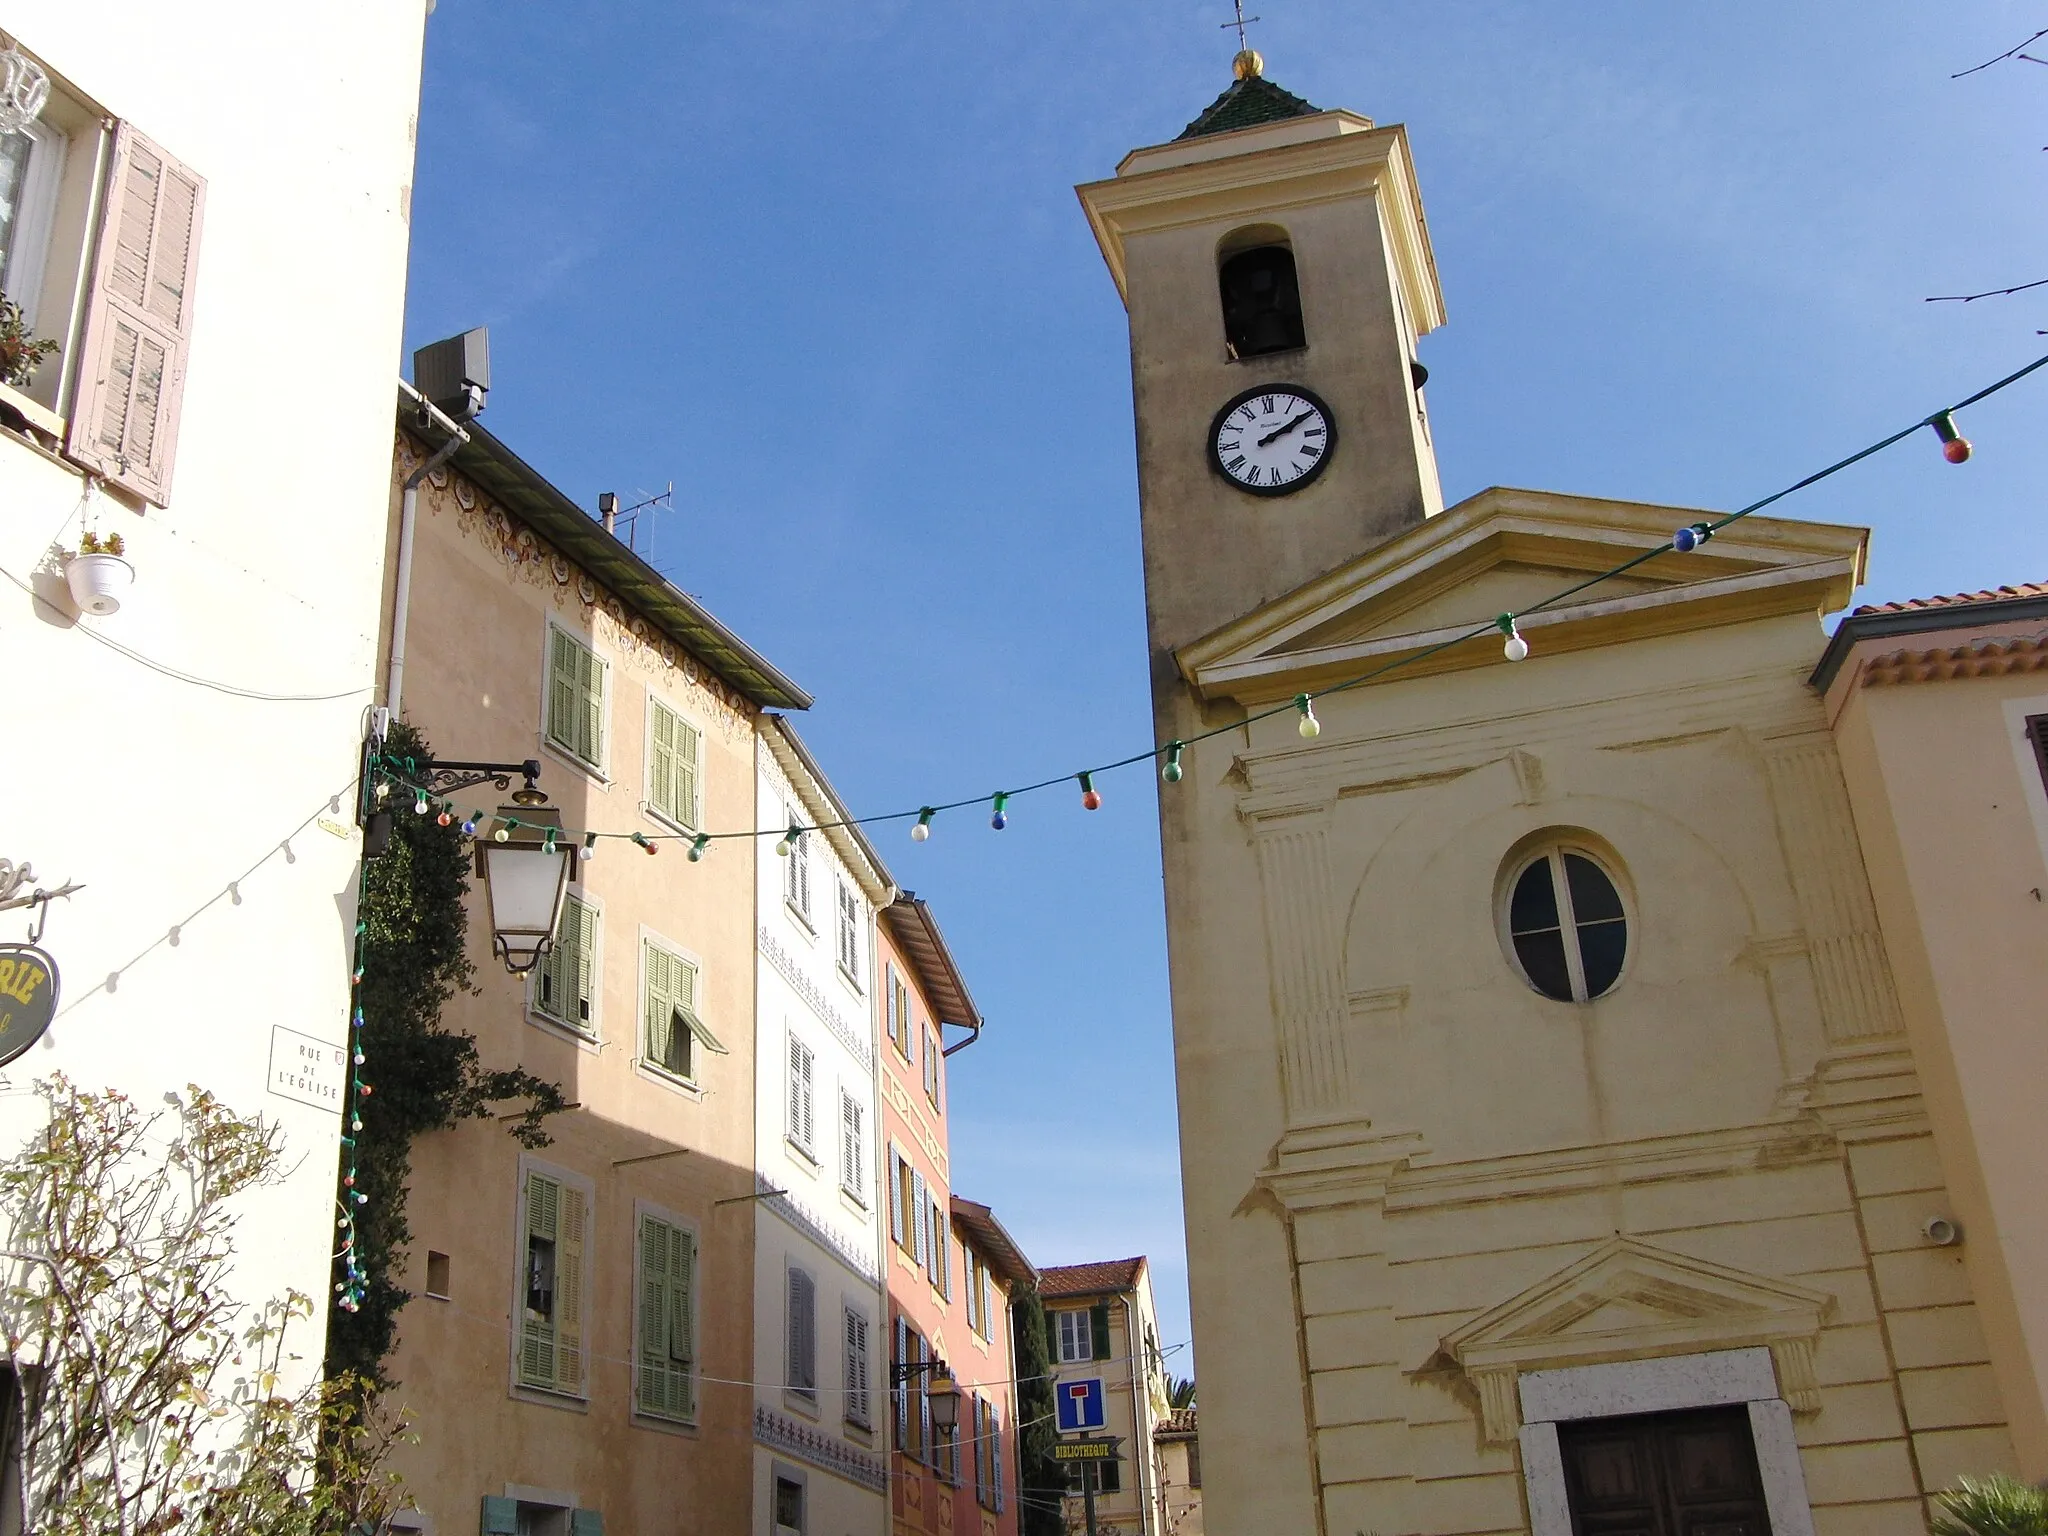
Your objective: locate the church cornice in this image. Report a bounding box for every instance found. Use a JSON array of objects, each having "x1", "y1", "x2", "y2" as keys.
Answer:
[{"x1": 1178, "y1": 488, "x2": 1865, "y2": 709}]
